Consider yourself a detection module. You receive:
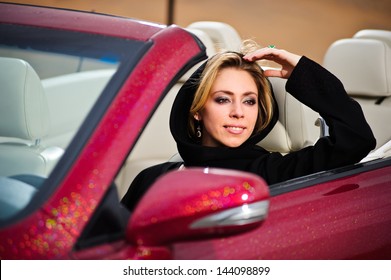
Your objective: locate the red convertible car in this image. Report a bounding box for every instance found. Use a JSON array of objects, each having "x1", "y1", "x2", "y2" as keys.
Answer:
[{"x1": 0, "y1": 3, "x2": 390, "y2": 260}]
